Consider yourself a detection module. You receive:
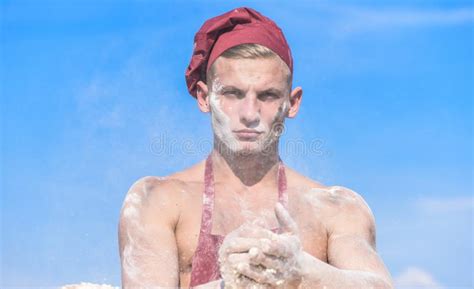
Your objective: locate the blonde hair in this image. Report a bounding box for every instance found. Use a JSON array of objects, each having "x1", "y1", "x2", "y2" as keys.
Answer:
[{"x1": 206, "y1": 43, "x2": 292, "y2": 89}]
